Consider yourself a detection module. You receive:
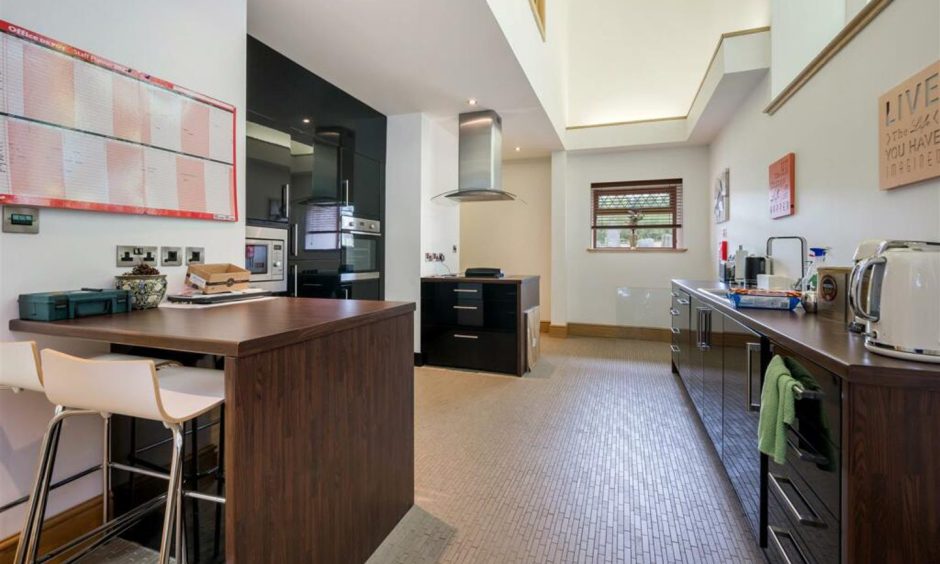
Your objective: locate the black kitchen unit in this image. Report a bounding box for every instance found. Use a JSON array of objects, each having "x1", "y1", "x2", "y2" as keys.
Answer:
[
  {"x1": 671, "y1": 286, "x2": 764, "y2": 541},
  {"x1": 421, "y1": 276, "x2": 540, "y2": 376},
  {"x1": 247, "y1": 36, "x2": 386, "y2": 299}
]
